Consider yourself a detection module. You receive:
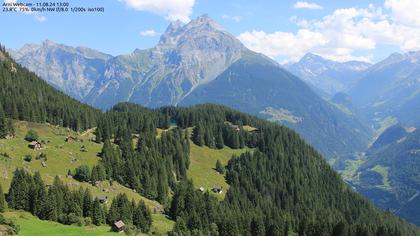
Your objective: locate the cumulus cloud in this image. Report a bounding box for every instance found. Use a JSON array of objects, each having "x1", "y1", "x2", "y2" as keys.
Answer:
[
  {"x1": 294, "y1": 1, "x2": 323, "y2": 10},
  {"x1": 139, "y1": 29, "x2": 158, "y2": 36},
  {"x1": 238, "y1": 29, "x2": 328, "y2": 62},
  {"x1": 119, "y1": 0, "x2": 195, "y2": 23},
  {"x1": 385, "y1": 0, "x2": 420, "y2": 27},
  {"x1": 239, "y1": 1, "x2": 420, "y2": 62}
]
